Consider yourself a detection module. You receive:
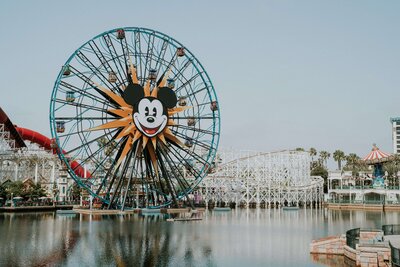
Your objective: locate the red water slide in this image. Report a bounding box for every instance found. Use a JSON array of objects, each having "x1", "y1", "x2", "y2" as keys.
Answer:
[{"x1": 15, "y1": 127, "x2": 91, "y2": 178}]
